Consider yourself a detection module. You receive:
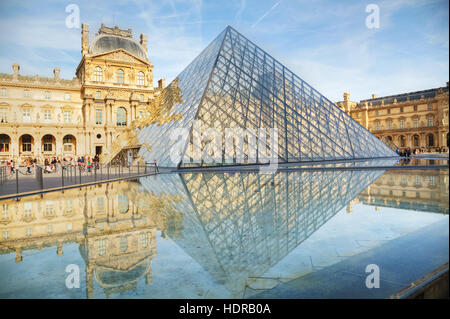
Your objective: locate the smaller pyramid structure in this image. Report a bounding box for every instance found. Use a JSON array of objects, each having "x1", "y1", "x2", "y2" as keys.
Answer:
[{"x1": 137, "y1": 26, "x2": 397, "y2": 167}]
